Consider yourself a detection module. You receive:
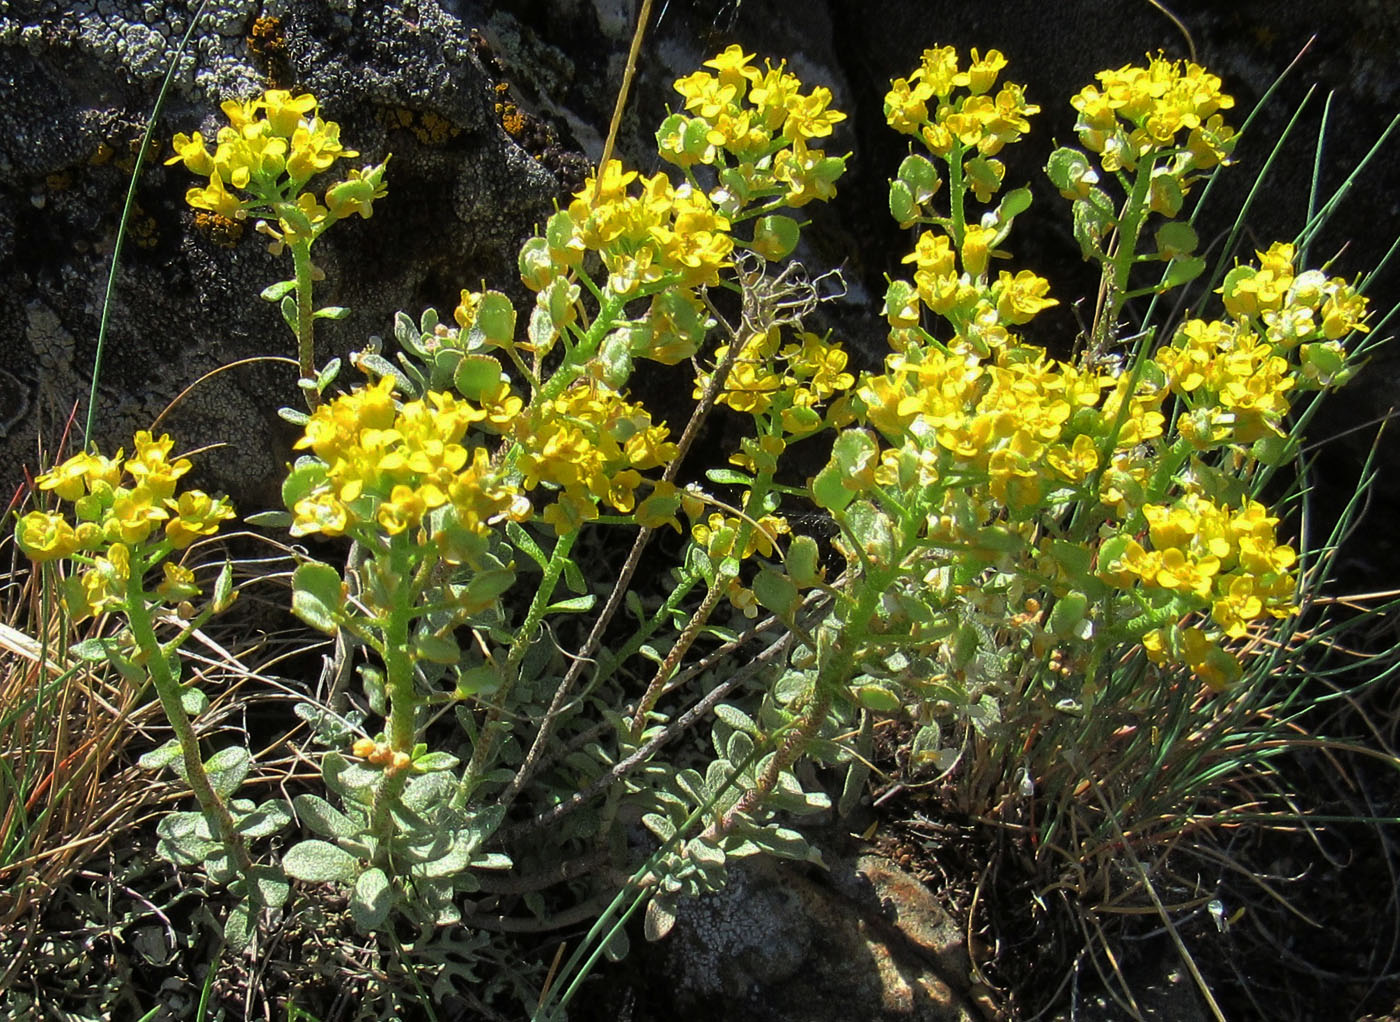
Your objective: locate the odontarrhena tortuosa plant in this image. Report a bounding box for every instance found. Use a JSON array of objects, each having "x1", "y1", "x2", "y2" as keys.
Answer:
[
  {"x1": 164, "y1": 88, "x2": 390, "y2": 410},
  {"x1": 20, "y1": 41, "x2": 1372, "y2": 1001}
]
